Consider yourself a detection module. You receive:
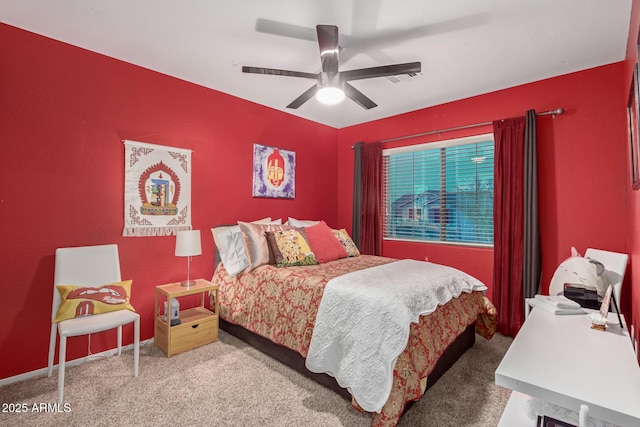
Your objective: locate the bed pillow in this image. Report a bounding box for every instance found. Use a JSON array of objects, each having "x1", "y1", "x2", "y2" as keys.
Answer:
[
  {"x1": 211, "y1": 217, "x2": 273, "y2": 276},
  {"x1": 211, "y1": 217, "x2": 272, "y2": 244},
  {"x1": 304, "y1": 221, "x2": 348, "y2": 263},
  {"x1": 286, "y1": 217, "x2": 320, "y2": 227},
  {"x1": 266, "y1": 228, "x2": 318, "y2": 267},
  {"x1": 331, "y1": 228, "x2": 360, "y2": 257},
  {"x1": 54, "y1": 280, "x2": 135, "y2": 323},
  {"x1": 211, "y1": 225, "x2": 249, "y2": 275},
  {"x1": 238, "y1": 221, "x2": 292, "y2": 270}
]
